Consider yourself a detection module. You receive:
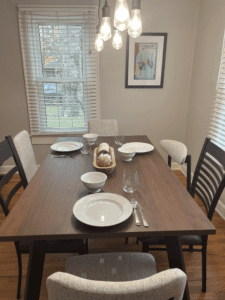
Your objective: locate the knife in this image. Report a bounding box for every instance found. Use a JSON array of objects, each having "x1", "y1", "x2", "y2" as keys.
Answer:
[{"x1": 137, "y1": 202, "x2": 149, "y2": 227}]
